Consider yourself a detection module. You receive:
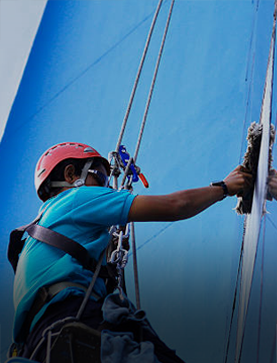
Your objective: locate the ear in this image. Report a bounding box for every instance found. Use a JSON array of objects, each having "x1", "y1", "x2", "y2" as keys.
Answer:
[{"x1": 64, "y1": 164, "x2": 77, "y2": 183}]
